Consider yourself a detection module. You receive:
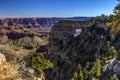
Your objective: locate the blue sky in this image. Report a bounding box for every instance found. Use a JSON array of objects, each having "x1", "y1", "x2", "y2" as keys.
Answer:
[{"x1": 0, "y1": 0, "x2": 118, "y2": 17}]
